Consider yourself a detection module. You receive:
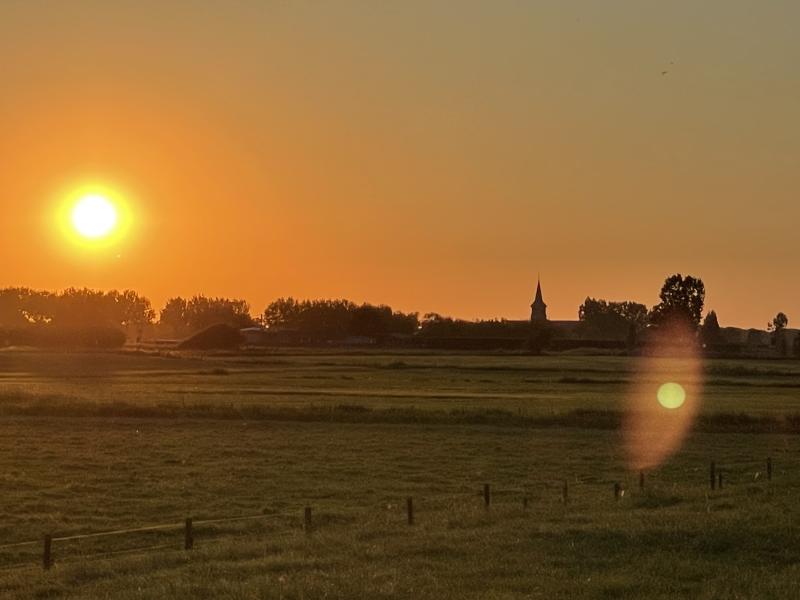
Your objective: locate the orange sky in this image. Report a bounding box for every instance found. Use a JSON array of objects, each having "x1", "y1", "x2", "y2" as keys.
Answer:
[{"x1": 1, "y1": 2, "x2": 798, "y2": 327}]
